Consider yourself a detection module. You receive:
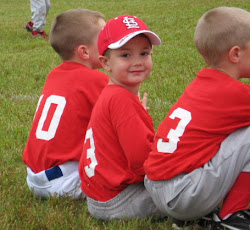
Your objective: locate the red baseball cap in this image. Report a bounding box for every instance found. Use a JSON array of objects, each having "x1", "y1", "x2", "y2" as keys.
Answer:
[{"x1": 98, "y1": 15, "x2": 161, "y2": 55}]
